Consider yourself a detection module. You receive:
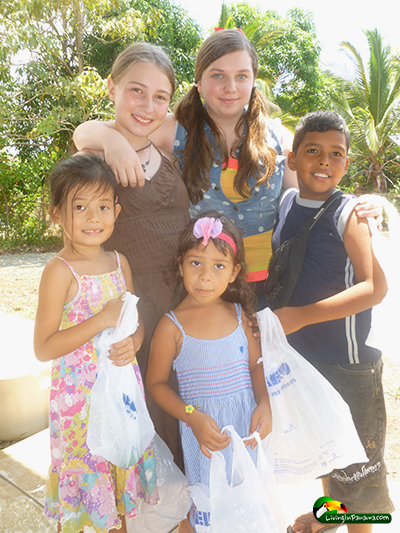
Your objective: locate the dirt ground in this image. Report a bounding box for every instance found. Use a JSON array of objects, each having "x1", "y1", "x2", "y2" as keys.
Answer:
[{"x1": 0, "y1": 251, "x2": 399, "y2": 482}]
